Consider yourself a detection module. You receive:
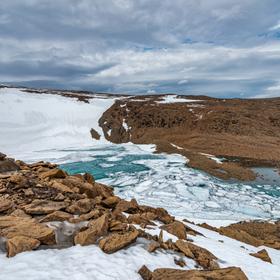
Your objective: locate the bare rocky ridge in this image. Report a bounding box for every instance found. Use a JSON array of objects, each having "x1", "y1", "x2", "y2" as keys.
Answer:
[
  {"x1": 99, "y1": 95, "x2": 280, "y2": 180},
  {"x1": 0, "y1": 153, "x2": 278, "y2": 278}
]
